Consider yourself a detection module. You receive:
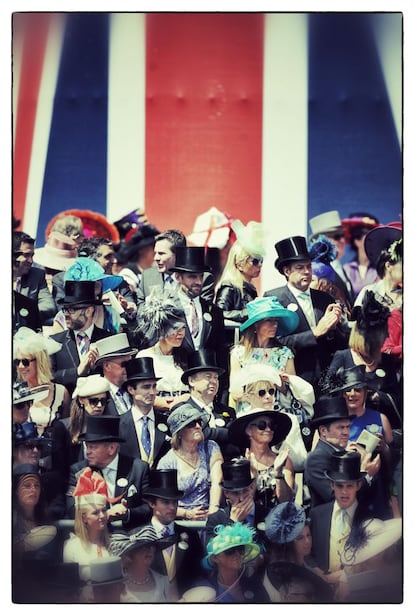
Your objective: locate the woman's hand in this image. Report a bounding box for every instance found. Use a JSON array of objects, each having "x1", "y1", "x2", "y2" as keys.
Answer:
[
  {"x1": 245, "y1": 448, "x2": 259, "y2": 477},
  {"x1": 273, "y1": 445, "x2": 289, "y2": 475}
]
